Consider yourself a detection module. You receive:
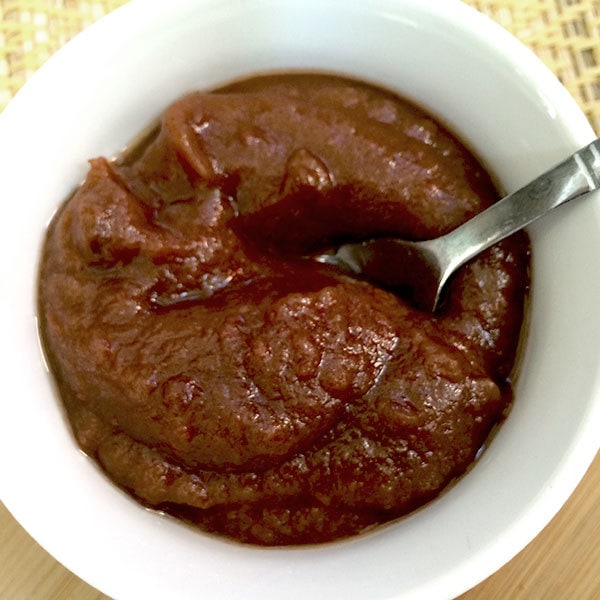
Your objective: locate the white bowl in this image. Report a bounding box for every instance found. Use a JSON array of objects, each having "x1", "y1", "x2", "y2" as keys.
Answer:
[{"x1": 1, "y1": 0, "x2": 599, "y2": 598}]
